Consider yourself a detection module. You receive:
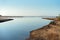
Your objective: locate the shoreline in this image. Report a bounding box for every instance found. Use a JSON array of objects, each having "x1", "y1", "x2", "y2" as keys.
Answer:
[
  {"x1": 27, "y1": 18, "x2": 60, "y2": 40},
  {"x1": 0, "y1": 19, "x2": 13, "y2": 23}
]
